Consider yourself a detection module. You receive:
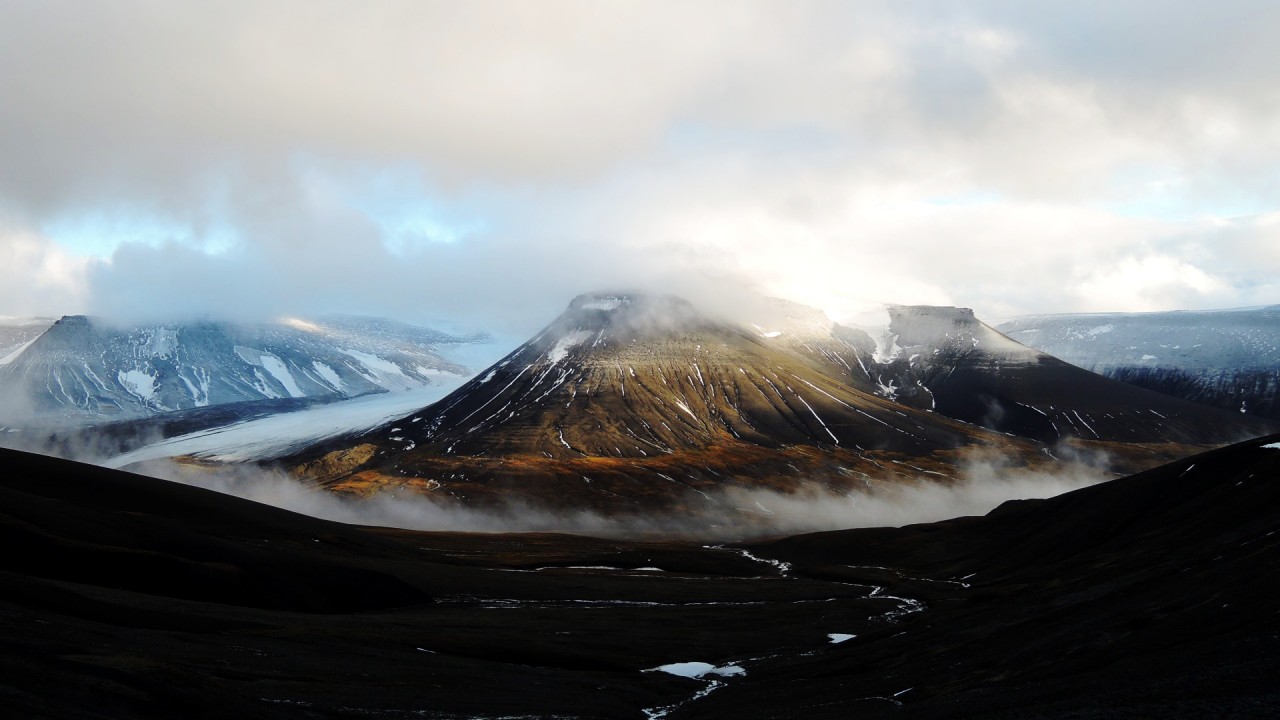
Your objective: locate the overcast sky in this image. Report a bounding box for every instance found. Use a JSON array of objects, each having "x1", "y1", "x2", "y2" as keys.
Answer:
[{"x1": 2, "y1": 1, "x2": 1279, "y2": 334}]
